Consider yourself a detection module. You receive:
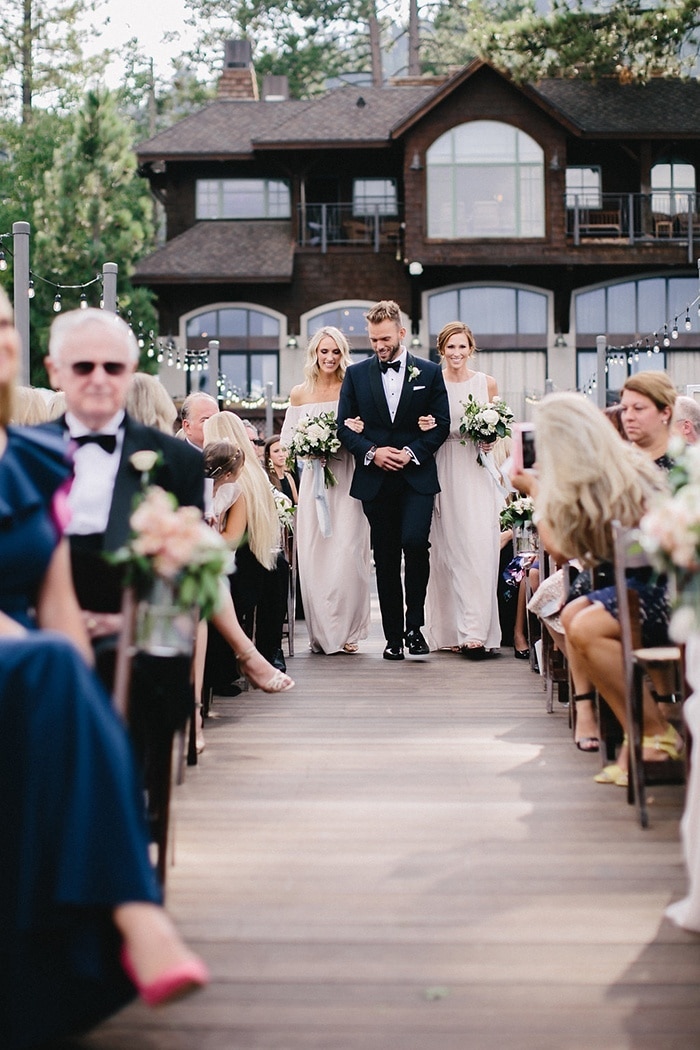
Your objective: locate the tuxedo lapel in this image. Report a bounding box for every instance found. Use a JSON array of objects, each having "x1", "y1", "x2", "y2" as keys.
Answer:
[
  {"x1": 368, "y1": 357, "x2": 393, "y2": 427},
  {"x1": 393, "y1": 353, "x2": 416, "y2": 428},
  {"x1": 104, "y1": 418, "x2": 149, "y2": 550}
]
